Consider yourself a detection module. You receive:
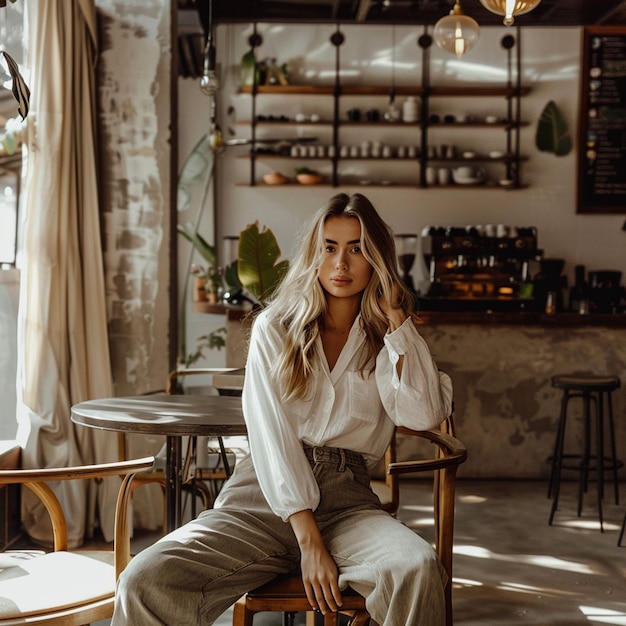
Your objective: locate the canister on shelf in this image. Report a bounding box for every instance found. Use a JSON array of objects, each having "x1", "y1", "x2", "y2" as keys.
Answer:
[{"x1": 402, "y1": 96, "x2": 420, "y2": 123}]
